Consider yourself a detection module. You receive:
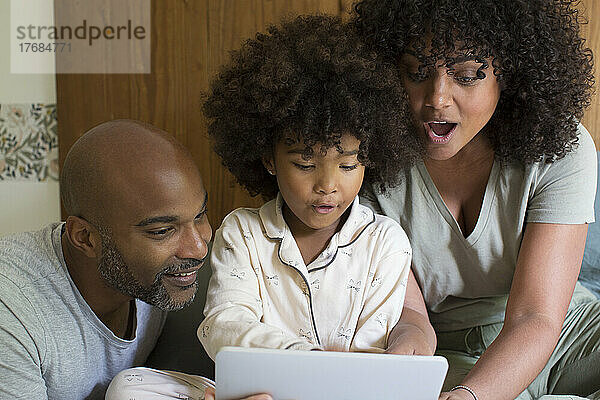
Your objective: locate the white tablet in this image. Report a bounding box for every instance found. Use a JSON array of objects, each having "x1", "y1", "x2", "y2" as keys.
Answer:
[{"x1": 215, "y1": 347, "x2": 448, "y2": 400}]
